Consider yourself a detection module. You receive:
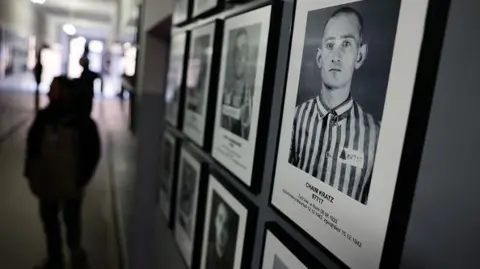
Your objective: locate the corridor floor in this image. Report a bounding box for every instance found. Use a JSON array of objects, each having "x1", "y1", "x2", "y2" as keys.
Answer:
[{"x1": 0, "y1": 90, "x2": 132, "y2": 269}]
